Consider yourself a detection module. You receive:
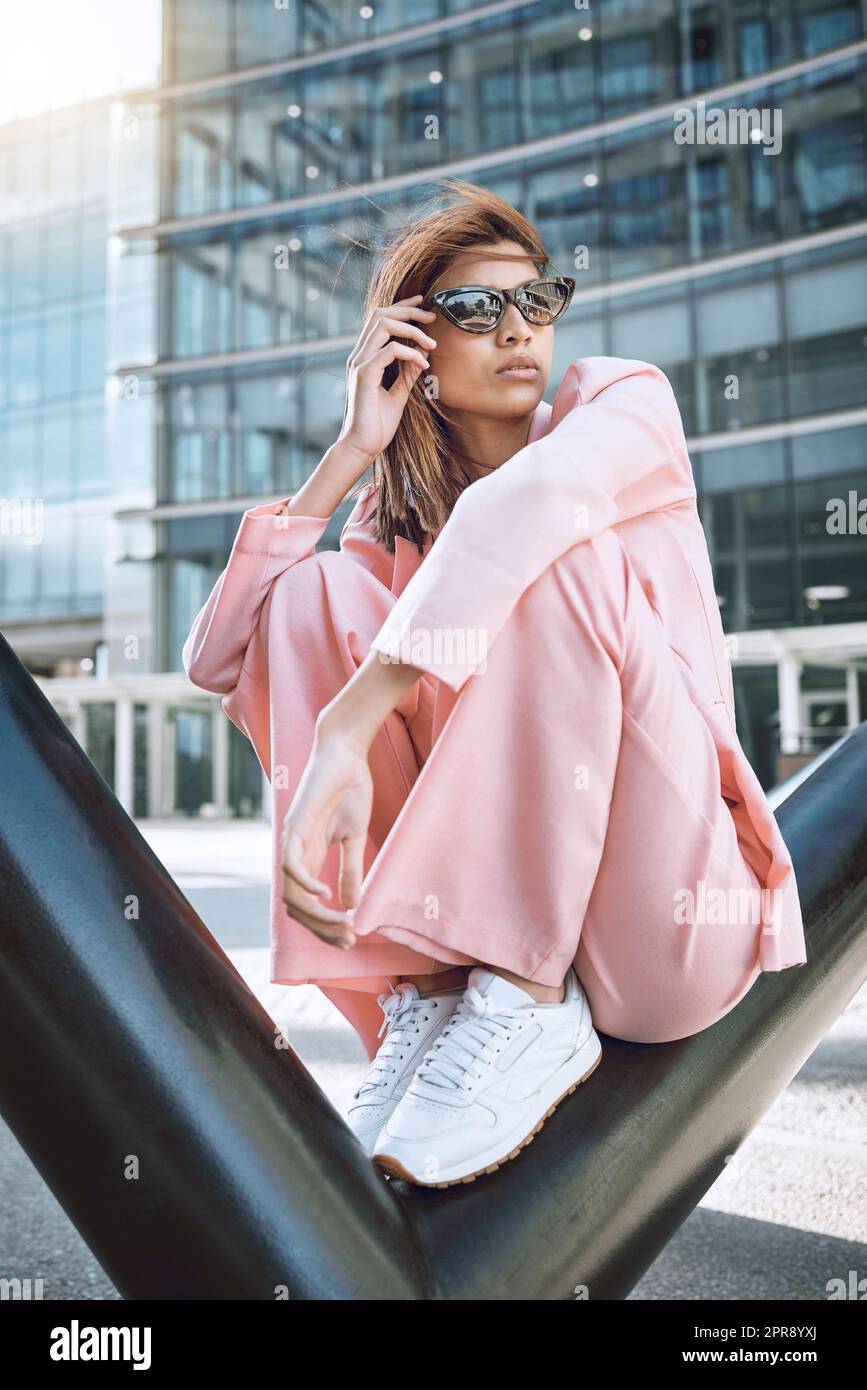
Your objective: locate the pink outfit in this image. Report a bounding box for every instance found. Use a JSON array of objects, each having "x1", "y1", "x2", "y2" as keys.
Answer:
[{"x1": 183, "y1": 355, "x2": 807, "y2": 1059}]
